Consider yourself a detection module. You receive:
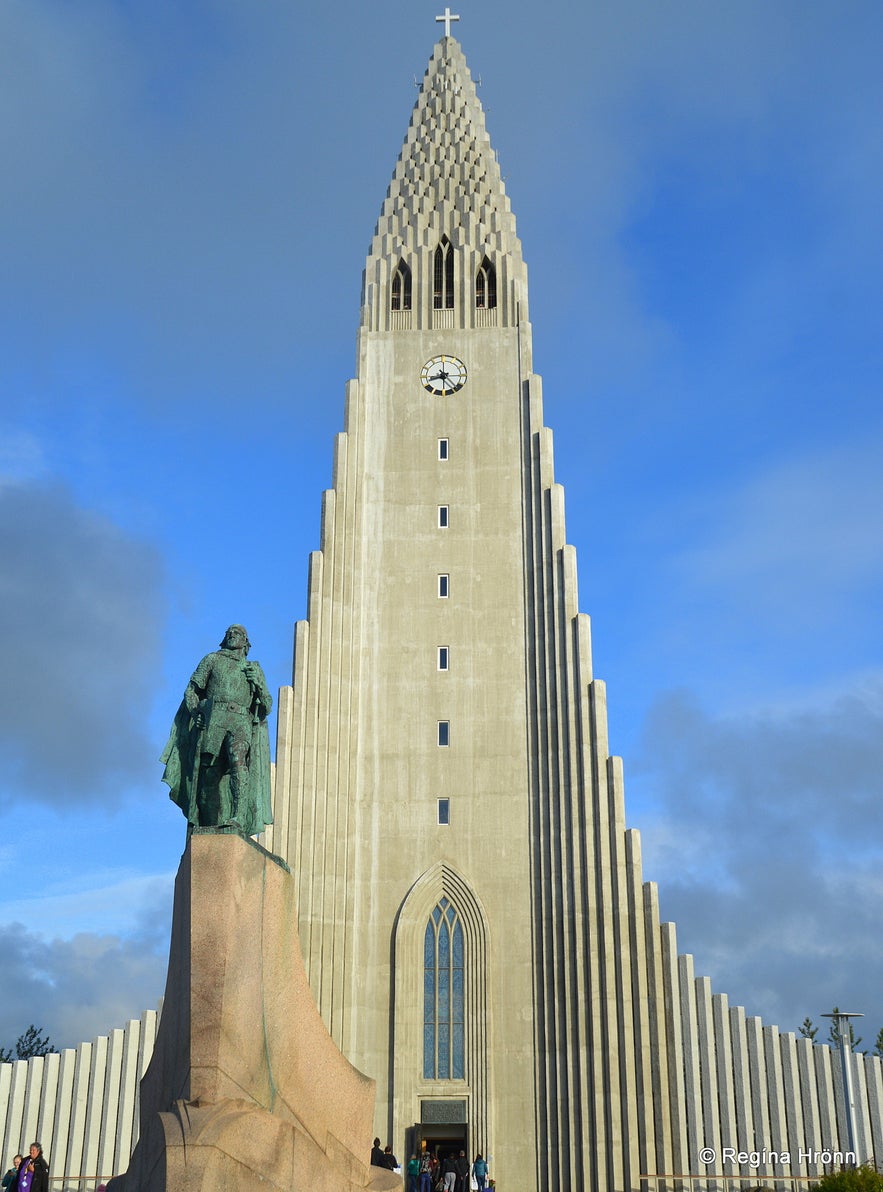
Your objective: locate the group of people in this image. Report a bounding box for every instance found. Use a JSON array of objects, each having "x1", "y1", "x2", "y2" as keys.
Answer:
[
  {"x1": 370, "y1": 1137, "x2": 401, "y2": 1172},
  {"x1": 1, "y1": 1144, "x2": 49, "y2": 1192},
  {"x1": 402, "y1": 1148, "x2": 489, "y2": 1192}
]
